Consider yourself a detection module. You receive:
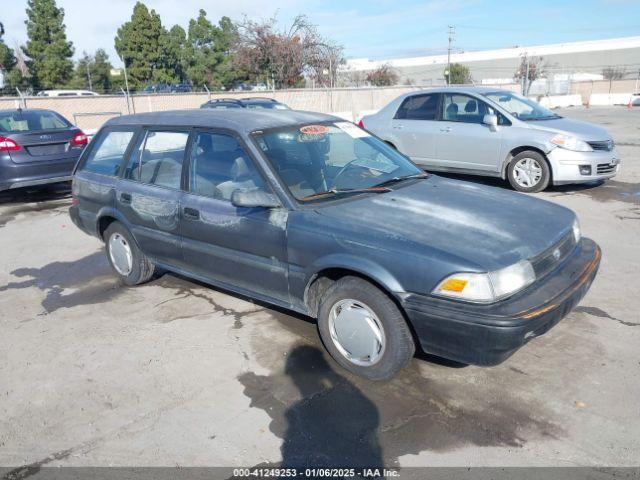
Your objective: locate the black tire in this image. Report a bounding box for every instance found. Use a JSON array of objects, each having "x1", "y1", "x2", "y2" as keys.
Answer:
[
  {"x1": 103, "y1": 221, "x2": 155, "y2": 286},
  {"x1": 507, "y1": 150, "x2": 551, "y2": 193},
  {"x1": 317, "y1": 276, "x2": 415, "y2": 380}
]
